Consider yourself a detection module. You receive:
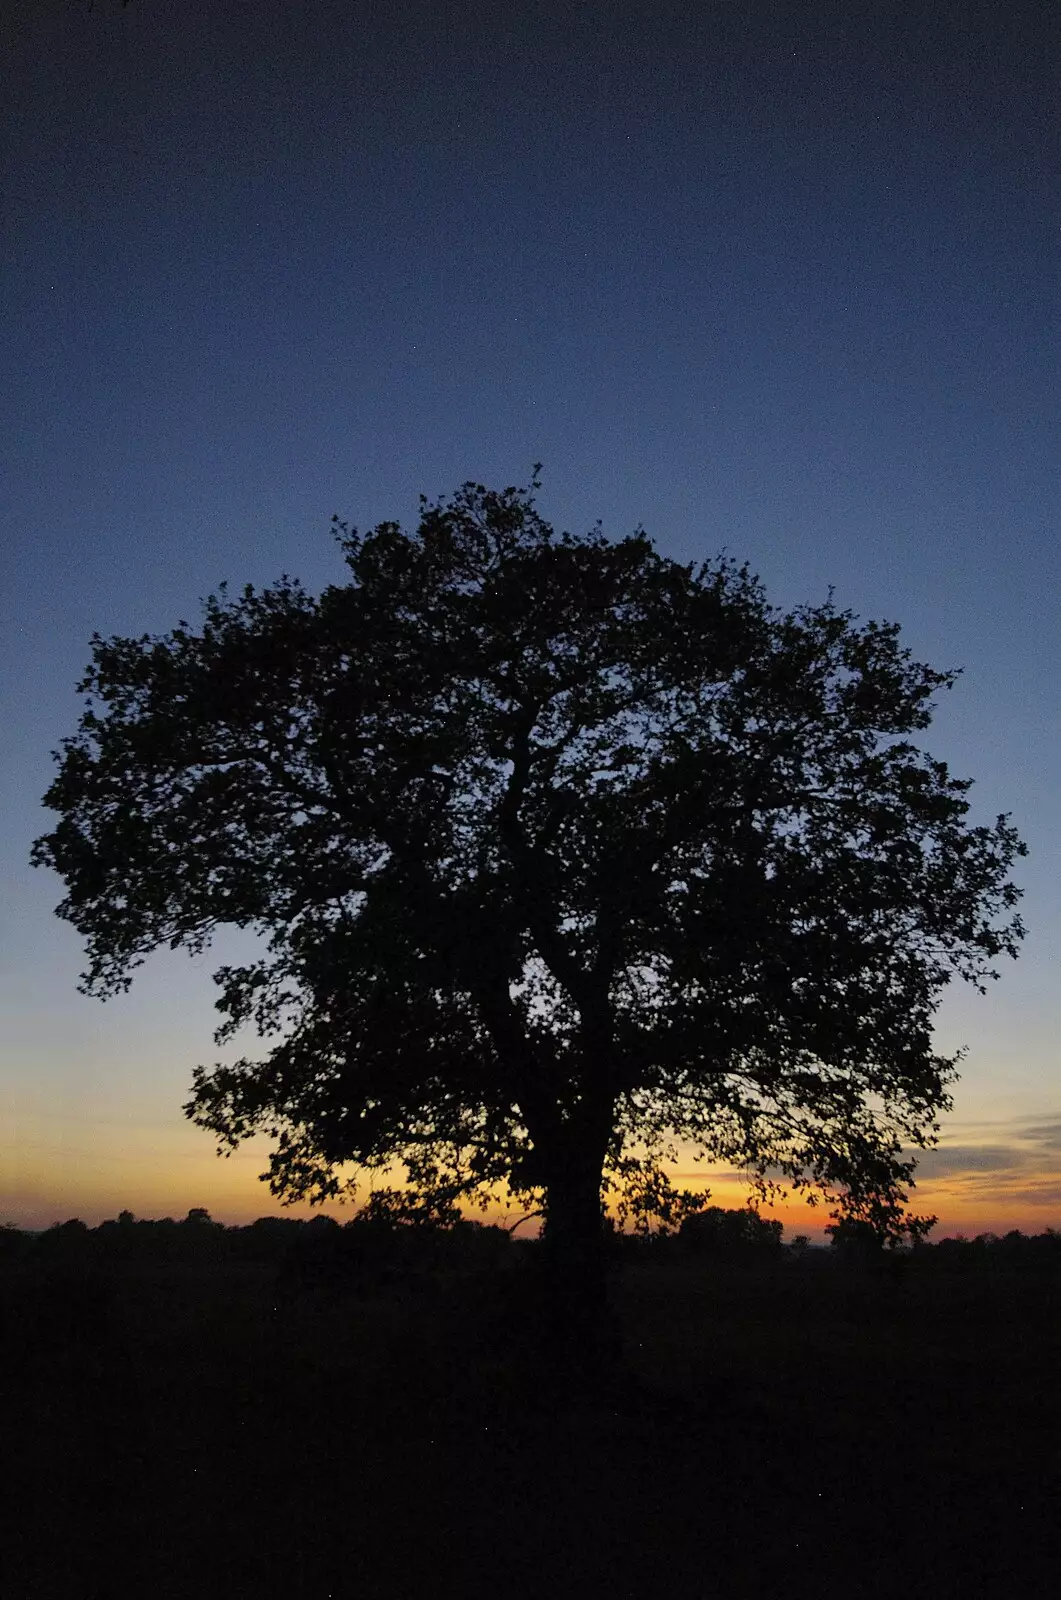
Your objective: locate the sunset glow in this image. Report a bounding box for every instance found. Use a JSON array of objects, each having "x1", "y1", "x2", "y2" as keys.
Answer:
[{"x1": 3, "y1": 0, "x2": 1056, "y2": 1245}]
